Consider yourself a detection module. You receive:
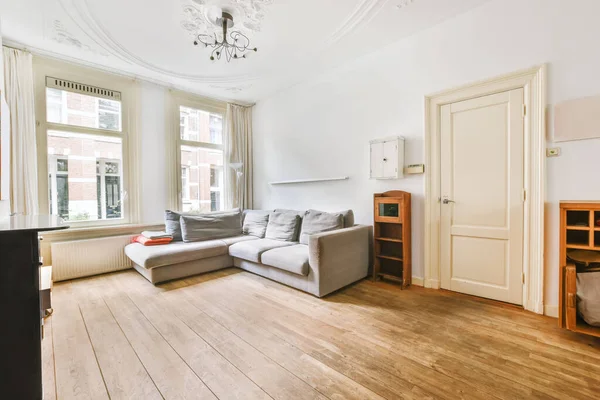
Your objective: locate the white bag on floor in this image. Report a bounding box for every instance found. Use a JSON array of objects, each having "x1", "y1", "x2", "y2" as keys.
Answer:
[{"x1": 577, "y1": 271, "x2": 600, "y2": 327}]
